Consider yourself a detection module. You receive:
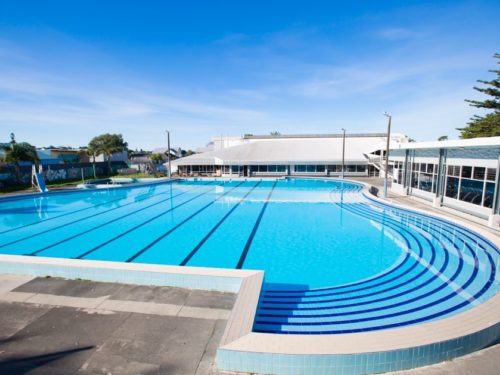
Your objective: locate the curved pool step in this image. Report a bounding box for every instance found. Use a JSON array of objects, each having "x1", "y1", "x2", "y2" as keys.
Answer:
[{"x1": 254, "y1": 198, "x2": 498, "y2": 334}]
